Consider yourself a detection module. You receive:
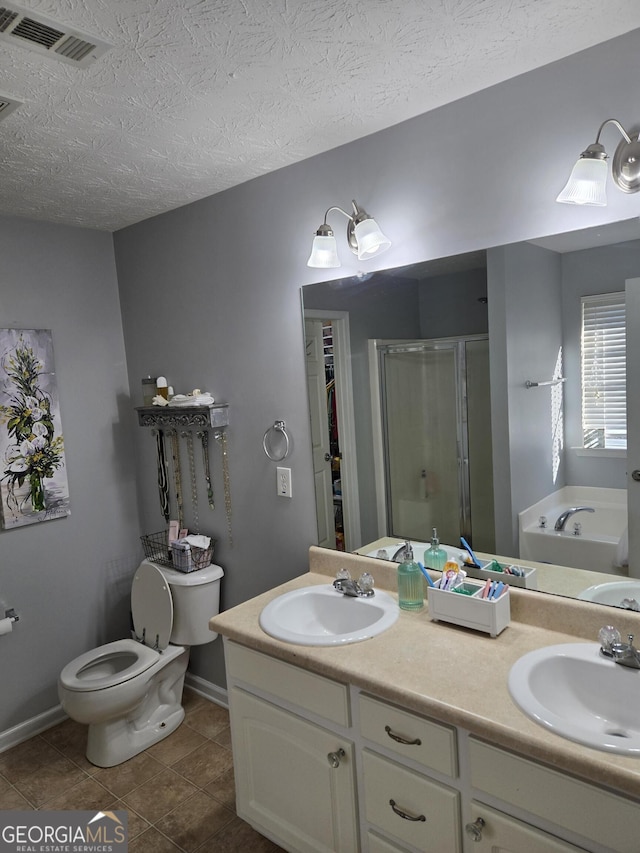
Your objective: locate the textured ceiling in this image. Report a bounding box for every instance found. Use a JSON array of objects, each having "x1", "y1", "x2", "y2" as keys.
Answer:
[{"x1": 2, "y1": 1, "x2": 640, "y2": 232}]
